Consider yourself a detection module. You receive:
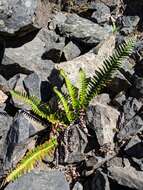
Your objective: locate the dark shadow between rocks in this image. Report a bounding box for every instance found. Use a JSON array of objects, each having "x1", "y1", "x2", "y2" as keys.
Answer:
[
  {"x1": 41, "y1": 49, "x2": 61, "y2": 63},
  {"x1": 2, "y1": 28, "x2": 40, "y2": 48},
  {"x1": 40, "y1": 81, "x2": 51, "y2": 102},
  {"x1": 0, "y1": 63, "x2": 33, "y2": 80}
]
